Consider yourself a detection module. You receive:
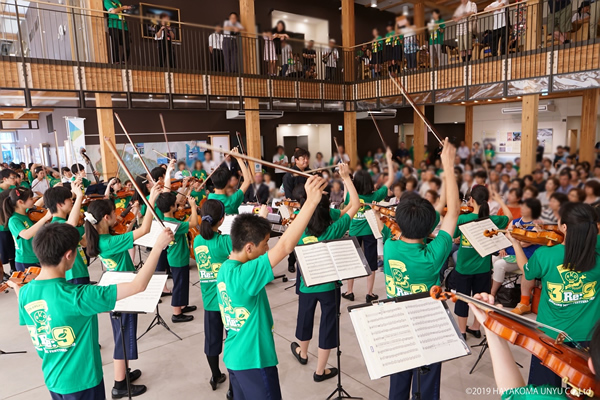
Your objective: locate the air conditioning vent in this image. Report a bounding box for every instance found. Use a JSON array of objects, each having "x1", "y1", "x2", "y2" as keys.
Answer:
[
  {"x1": 226, "y1": 110, "x2": 284, "y2": 120},
  {"x1": 356, "y1": 109, "x2": 397, "y2": 119},
  {"x1": 501, "y1": 102, "x2": 555, "y2": 114}
]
